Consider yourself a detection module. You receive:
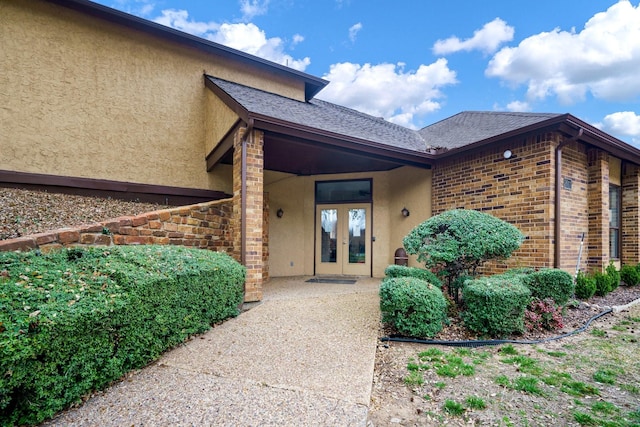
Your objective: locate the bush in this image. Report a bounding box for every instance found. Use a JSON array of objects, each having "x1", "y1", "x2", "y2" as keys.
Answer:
[
  {"x1": 525, "y1": 298, "x2": 564, "y2": 332},
  {"x1": 403, "y1": 209, "x2": 524, "y2": 300},
  {"x1": 605, "y1": 262, "x2": 620, "y2": 291},
  {"x1": 462, "y1": 277, "x2": 531, "y2": 338},
  {"x1": 380, "y1": 277, "x2": 448, "y2": 338},
  {"x1": 620, "y1": 264, "x2": 640, "y2": 286},
  {"x1": 384, "y1": 265, "x2": 442, "y2": 288},
  {"x1": 593, "y1": 271, "x2": 614, "y2": 296},
  {"x1": 575, "y1": 271, "x2": 597, "y2": 299},
  {"x1": 521, "y1": 269, "x2": 574, "y2": 306},
  {"x1": 0, "y1": 246, "x2": 245, "y2": 426}
]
